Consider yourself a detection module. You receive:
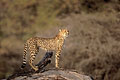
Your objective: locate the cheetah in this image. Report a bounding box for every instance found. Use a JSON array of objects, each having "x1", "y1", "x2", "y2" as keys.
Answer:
[{"x1": 21, "y1": 29, "x2": 69, "y2": 71}]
